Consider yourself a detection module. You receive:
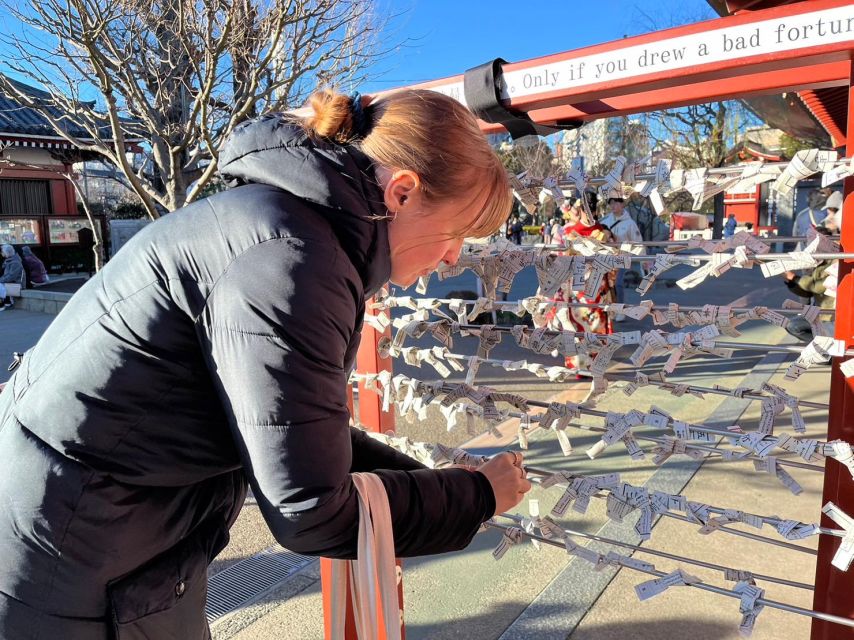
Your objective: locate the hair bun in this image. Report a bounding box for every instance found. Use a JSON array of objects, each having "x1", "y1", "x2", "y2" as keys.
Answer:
[{"x1": 304, "y1": 89, "x2": 356, "y2": 142}]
